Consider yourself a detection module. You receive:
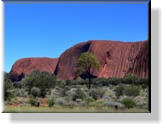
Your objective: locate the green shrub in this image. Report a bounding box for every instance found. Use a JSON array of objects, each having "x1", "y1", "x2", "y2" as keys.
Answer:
[
  {"x1": 92, "y1": 78, "x2": 109, "y2": 86},
  {"x1": 4, "y1": 73, "x2": 14, "y2": 101},
  {"x1": 85, "y1": 96, "x2": 95, "y2": 104},
  {"x1": 114, "y1": 86, "x2": 125, "y2": 98},
  {"x1": 66, "y1": 80, "x2": 72, "y2": 85},
  {"x1": 104, "y1": 88, "x2": 116, "y2": 100},
  {"x1": 95, "y1": 99, "x2": 105, "y2": 106},
  {"x1": 121, "y1": 98, "x2": 136, "y2": 109},
  {"x1": 134, "y1": 96, "x2": 147, "y2": 108},
  {"x1": 124, "y1": 85, "x2": 140, "y2": 97},
  {"x1": 30, "y1": 87, "x2": 41, "y2": 97},
  {"x1": 55, "y1": 97, "x2": 67, "y2": 106},
  {"x1": 29, "y1": 97, "x2": 36, "y2": 106},
  {"x1": 11, "y1": 88, "x2": 28, "y2": 97},
  {"x1": 121, "y1": 74, "x2": 149, "y2": 85},
  {"x1": 70, "y1": 79, "x2": 86, "y2": 85},
  {"x1": 122, "y1": 74, "x2": 138, "y2": 84},
  {"x1": 46, "y1": 88, "x2": 60, "y2": 99},
  {"x1": 72, "y1": 88, "x2": 87, "y2": 101},
  {"x1": 13, "y1": 82, "x2": 24, "y2": 89},
  {"x1": 108, "y1": 77, "x2": 121, "y2": 85},
  {"x1": 141, "y1": 84, "x2": 148, "y2": 89},
  {"x1": 48, "y1": 98, "x2": 55, "y2": 107},
  {"x1": 90, "y1": 88, "x2": 105, "y2": 100},
  {"x1": 23, "y1": 70, "x2": 56, "y2": 97},
  {"x1": 135, "y1": 78, "x2": 149, "y2": 85}
]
